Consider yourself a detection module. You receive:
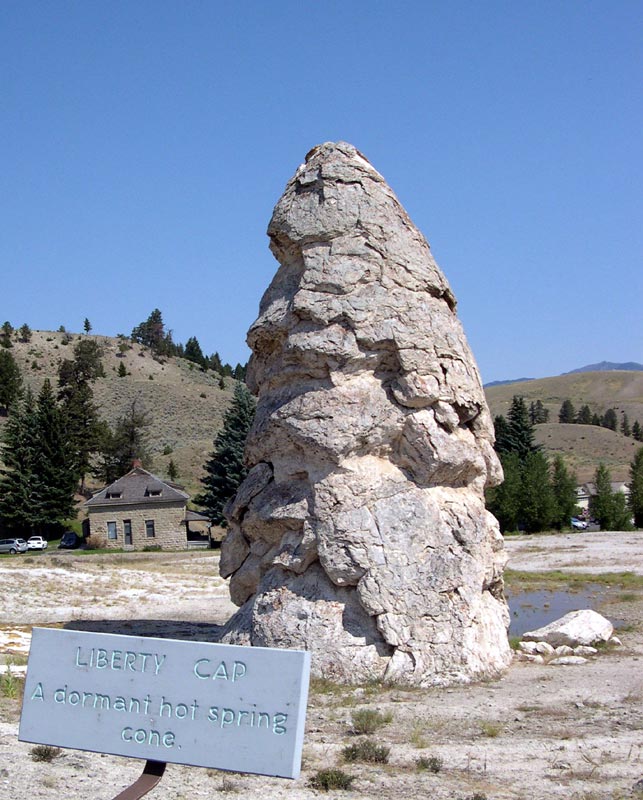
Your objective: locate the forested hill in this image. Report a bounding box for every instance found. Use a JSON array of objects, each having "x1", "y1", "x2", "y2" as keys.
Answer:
[
  {"x1": 0, "y1": 328, "x2": 237, "y2": 496},
  {"x1": 485, "y1": 371, "x2": 643, "y2": 482}
]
